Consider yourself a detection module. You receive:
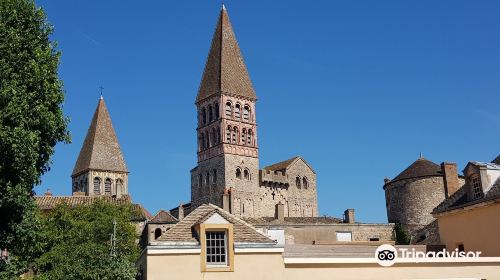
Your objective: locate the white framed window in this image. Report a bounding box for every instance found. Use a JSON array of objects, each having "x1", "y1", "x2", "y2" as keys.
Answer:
[
  {"x1": 471, "y1": 175, "x2": 482, "y2": 199},
  {"x1": 336, "y1": 231, "x2": 352, "y2": 242},
  {"x1": 205, "y1": 231, "x2": 227, "y2": 266}
]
